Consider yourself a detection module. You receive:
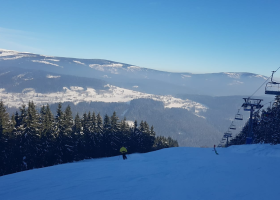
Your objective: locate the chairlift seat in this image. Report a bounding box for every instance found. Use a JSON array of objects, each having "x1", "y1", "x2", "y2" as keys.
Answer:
[
  {"x1": 265, "y1": 90, "x2": 280, "y2": 95},
  {"x1": 235, "y1": 113, "x2": 243, "y2": 120},
  {"x1": 265, "y1": 80, "x2": 280, "y2": 95}
]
